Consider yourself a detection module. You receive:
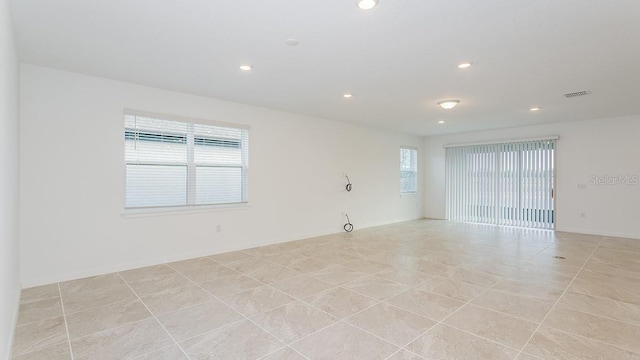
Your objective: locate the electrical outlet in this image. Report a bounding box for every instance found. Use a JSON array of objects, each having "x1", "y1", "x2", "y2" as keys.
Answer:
[
  {"x1": 580, "y1": 213, "x2": 586, "y2": 218},
  {"x1": 216, "y1": 225, "x2": 222, "y2": 232}
]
